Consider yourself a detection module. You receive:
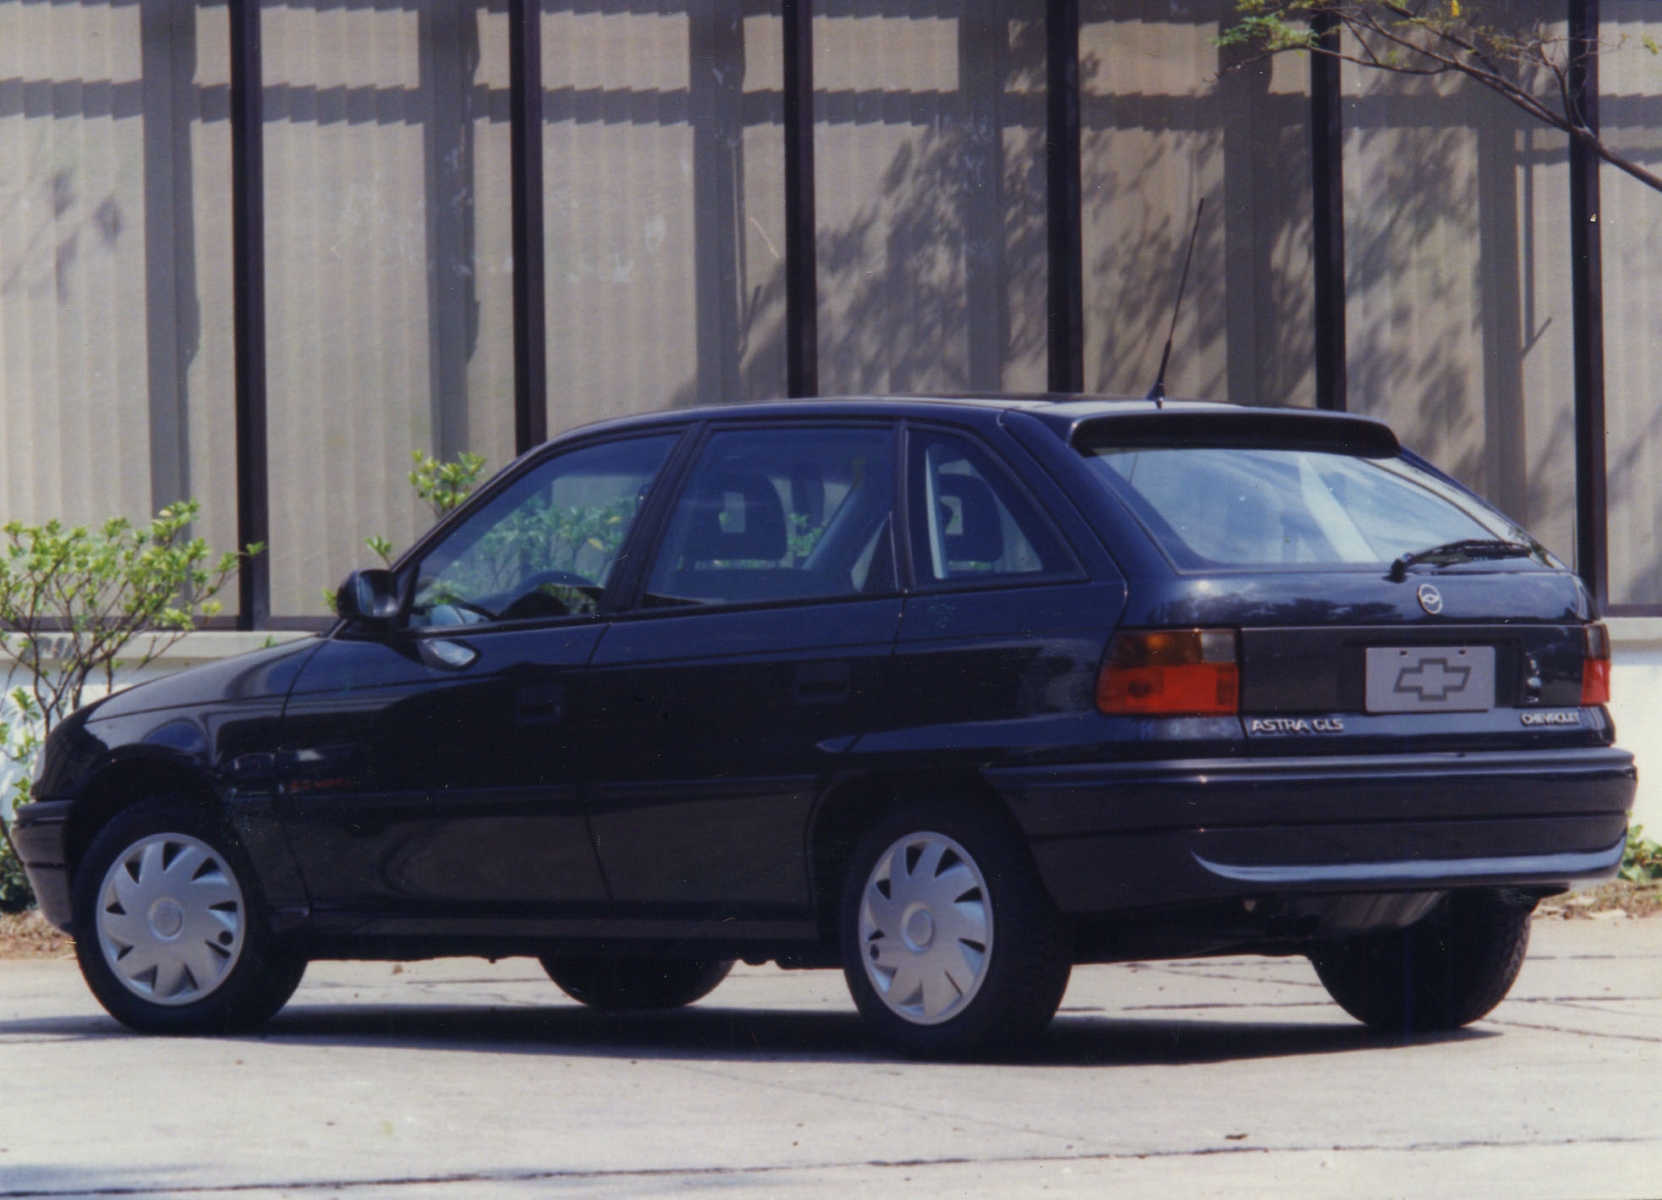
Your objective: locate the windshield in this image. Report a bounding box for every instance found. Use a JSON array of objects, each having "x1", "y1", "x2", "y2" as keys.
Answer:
[{"x1": 1079, "y1": 443, "x2": 1549, "y2": 572}]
